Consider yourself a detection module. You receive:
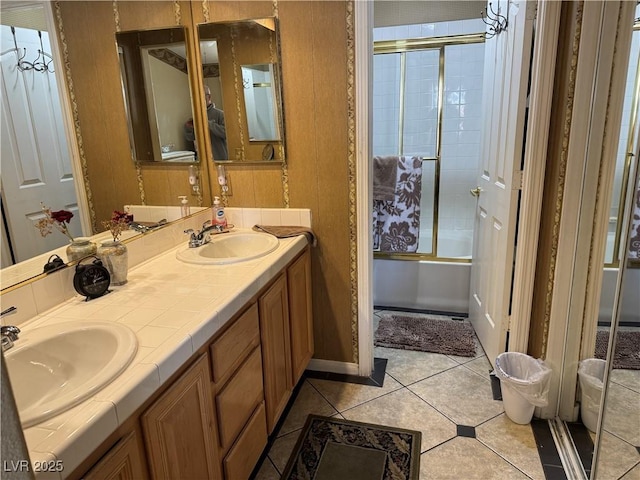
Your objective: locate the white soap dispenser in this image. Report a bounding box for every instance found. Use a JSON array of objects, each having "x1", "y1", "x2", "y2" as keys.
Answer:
[{"x1": 179, "y1": 196, "x2": 190, "y2": 217}]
